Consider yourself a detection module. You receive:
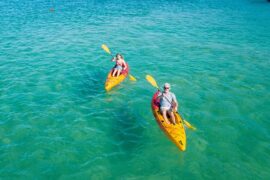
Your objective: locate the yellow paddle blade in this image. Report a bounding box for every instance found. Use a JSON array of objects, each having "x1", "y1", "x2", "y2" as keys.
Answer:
[
  {"x1": 146, "y1": 75, "x2": 159, "y2": 89},
  {"x1": 101, "y1": 44, "x2": 111, "y2": 55},
  {"x1": 184, "y1": 120, "x2": 196, "y2": 130},
  {"x1": 129, "y1": 74, "x2": 137, "y2": 81}
]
